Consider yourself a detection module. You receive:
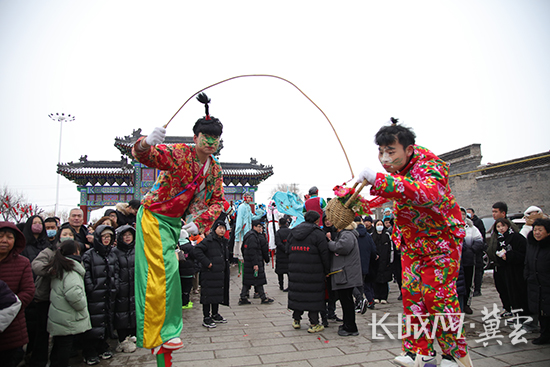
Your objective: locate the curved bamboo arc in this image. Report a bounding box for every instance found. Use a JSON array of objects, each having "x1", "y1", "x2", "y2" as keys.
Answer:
[{"x1": 163, "y1": 74, "x2": 354, "y2": 177}]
